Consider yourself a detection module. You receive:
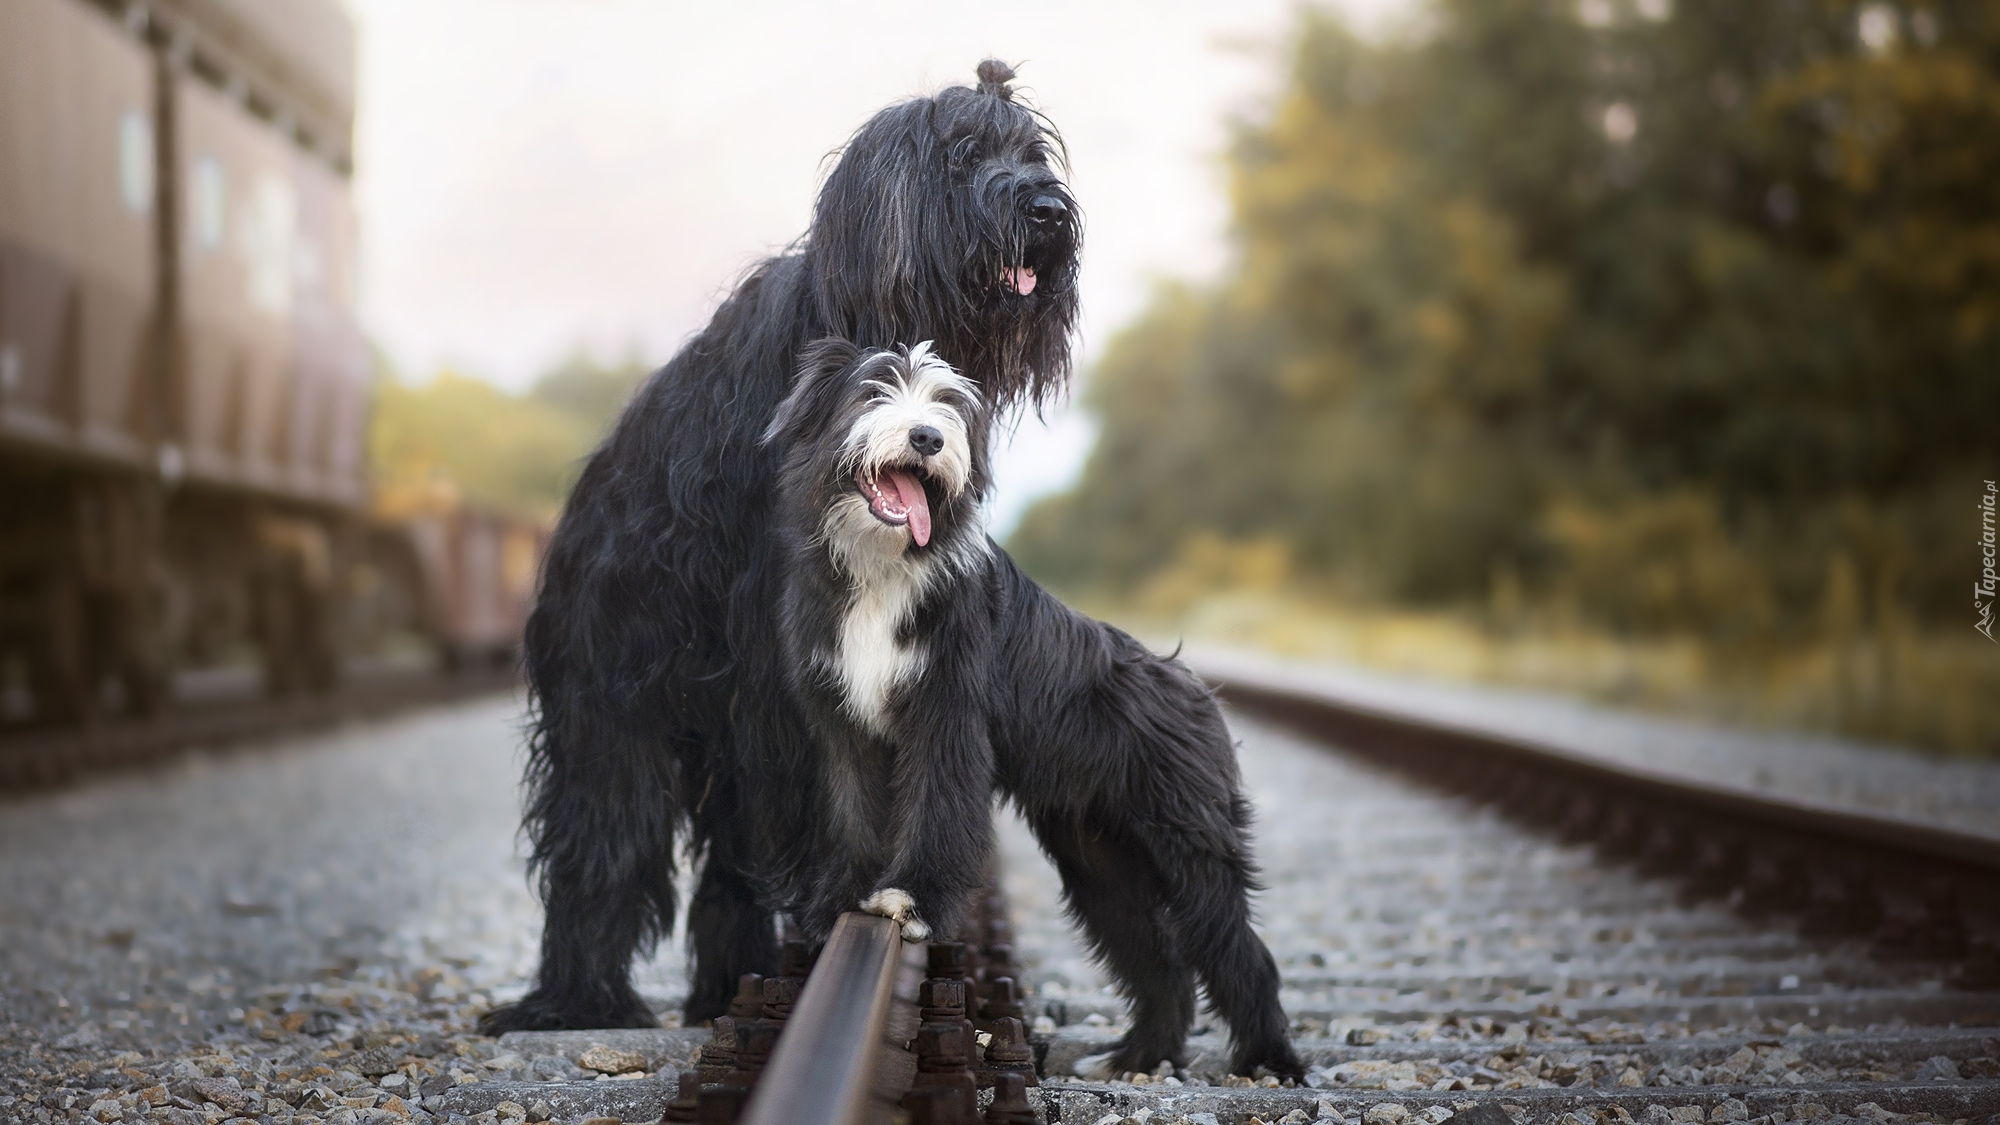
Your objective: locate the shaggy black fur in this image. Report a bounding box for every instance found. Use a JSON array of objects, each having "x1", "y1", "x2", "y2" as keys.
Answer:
[
  {"x1": 479, "y1": 60, "x2": 1301, "y2": 1078},
  {"x1": 764, "y1": 340, "x2": 997, "y2": 940},
  {"x1": 763, "y1": 341, "x2": 1303, "y2": 1077}
]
